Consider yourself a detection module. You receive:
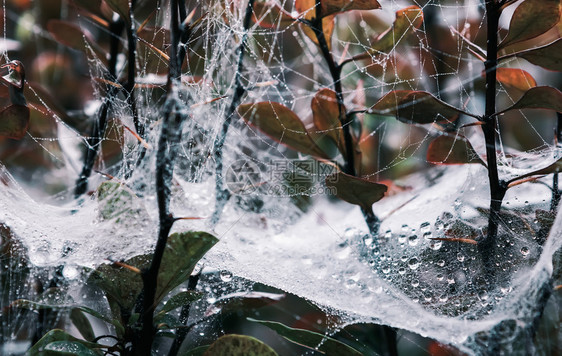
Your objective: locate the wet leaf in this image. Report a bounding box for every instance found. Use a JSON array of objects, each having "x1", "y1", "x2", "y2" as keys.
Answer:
[
  {"x1": 302, "y1": 15, "x2": 336, "y2": 50},
  {"x1": 354, "y1": 6, "x2": 423, "y2": 59},
  {"x1": 155, "y1": 231, "x2": 218, "y2": 304},
  {"x1": 70, "y1": 308, "x2": 96, "y2": 342},
  {"x1": 372, "y1": 90, "x2": 462, "y2": 124},
  {"x1": 47, "y1": 20, "x2": 107, "y2": 60},
  {"x1": 321, "y1": 0, "x2": 381, "y2": 16},
  {"x1": 202, "y1": 334, "x2": 278, "y2": 356},
  {"x1": 494, "y1": 68, "x2": 536, "y2": 91},
  {"x1": 499, "y1": 86, "x2": 562, "y2": 114},
  {"x1": 238, "y1": 102, "x2": 329, "y2": 159},
  {"x1": 88, "y1": 254, "x2": 150, "y2": 317},
  {"x1": 0, "y1": 105, "x2": 29, "y2": 139},
  {"x1": 311, "y1": 88, "x2": 345, "y2": 154},
  {"x1": 499, "y1": 0, "x2": 561, "y2": 49},
  {"x1": 248, "y1": 318, "x2": 362, "y2": 356},
  {"x1": 96, "y1": 181, "x2": 140, "y2": 221},
  {"x1": 426, "y1": 135, "x2": 485, "y2": 165},
  {"x1": 74, "y1": 306, "x2": 125, "y2": 337},
  {"x1": 158, "y1": 290, "x2": 203, "y2": 314},
  {"x1": 252, "y1": 1, "x2": 295, "y2": 28},
  {"x1": 325, "y1": 171, "x2": 387, "y2": 210},
  {"x1": 183, "y1": 345, "x2": 210, "y2": 356},
  {"x1": 295, "y1": 0, "x2": 380, "y2": 18},
  {"x1": 514, "y1": 38, "x2": 562, "y2": 72},
  {"x1": 536, "y1": 209, "x2": 556, "y2": 231},
  {"x1": 28, "y1": 329, "x2": 102, "y2": 356},
  {"x1": 205, "y1": 291, "x2": 285, "y2": 317},
  {"x1": 43, "y1": 341, "x2": 100, "y2": 355},
  {"x1": 71, "y1": 0, "x2": 107, "y2": 20}
]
